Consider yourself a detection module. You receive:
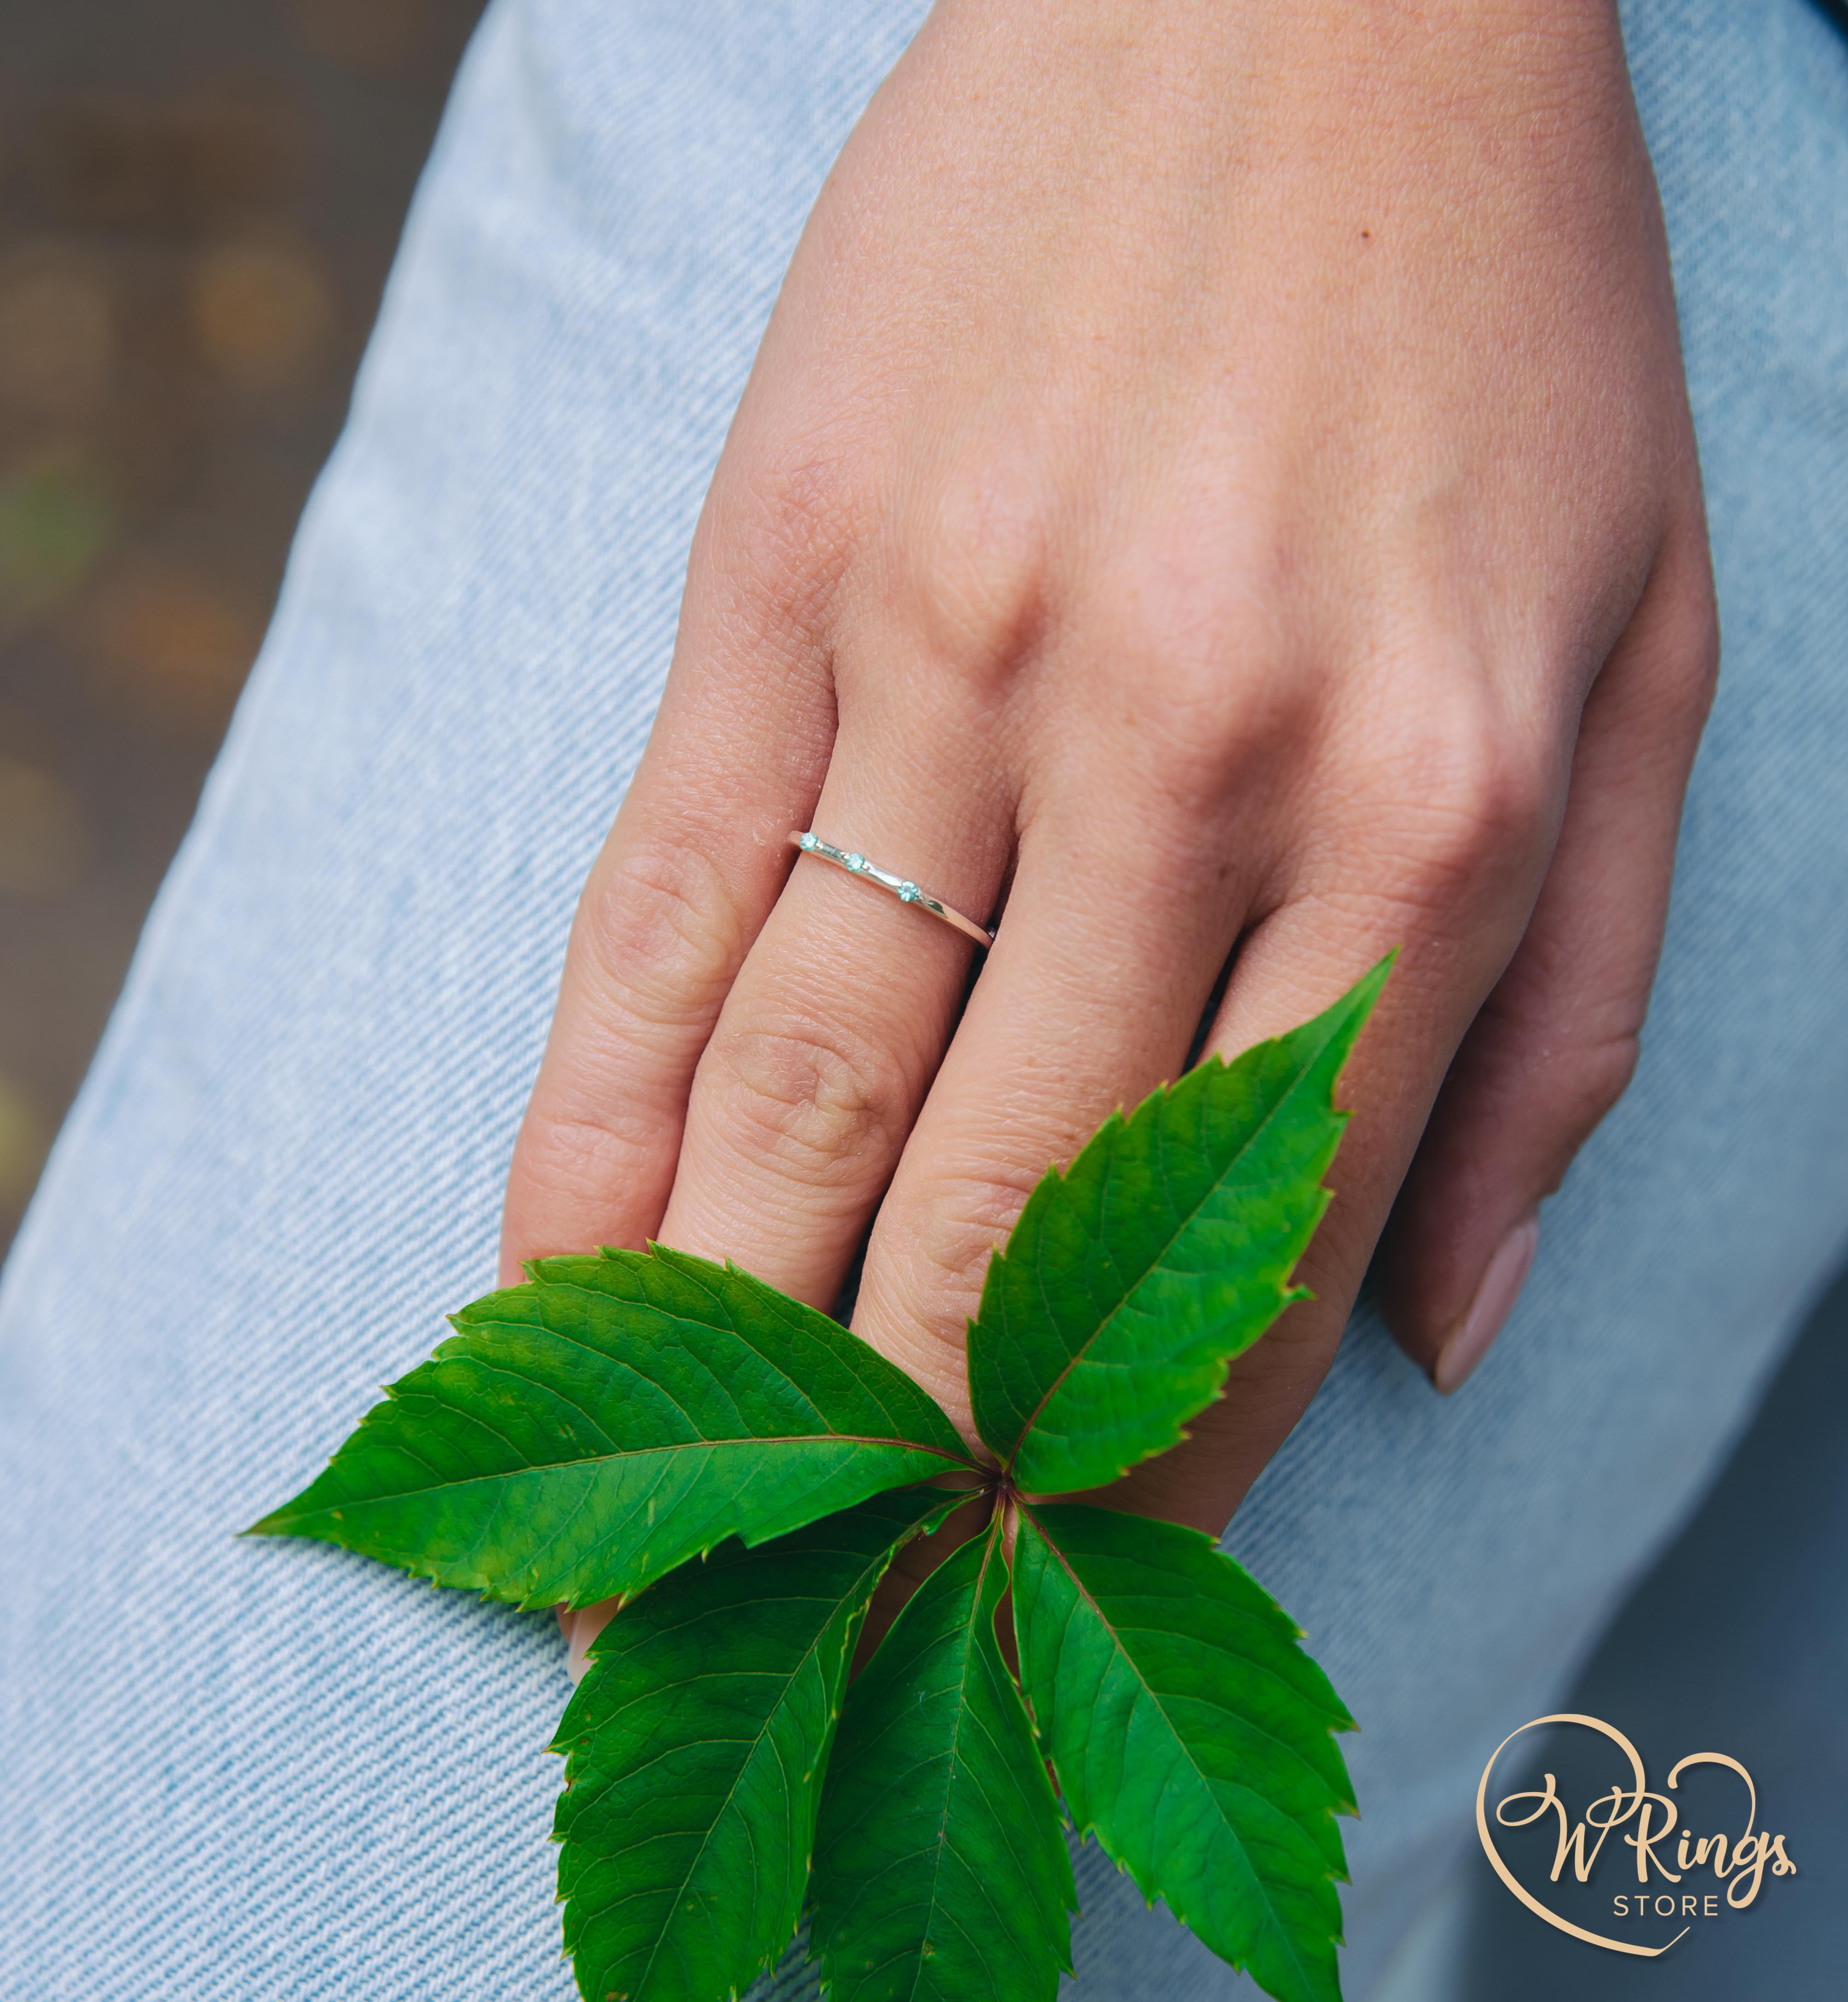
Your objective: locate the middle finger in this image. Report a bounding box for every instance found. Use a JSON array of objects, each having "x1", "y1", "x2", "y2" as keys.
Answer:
[{"x1": 849, "y1": 772, "x2": 1265, "y2": 1427}]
